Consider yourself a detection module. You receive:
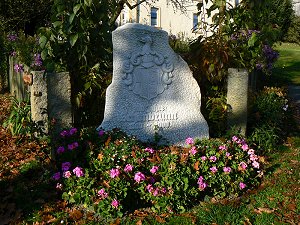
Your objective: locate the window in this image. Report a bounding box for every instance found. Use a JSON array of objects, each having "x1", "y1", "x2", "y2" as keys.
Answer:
[
  {"x1": 193, "y1": 13, "x2": 198, "y2": 31},
  {"x1": 151, "y1": 7, "x2": 158, "y2": 26}
]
